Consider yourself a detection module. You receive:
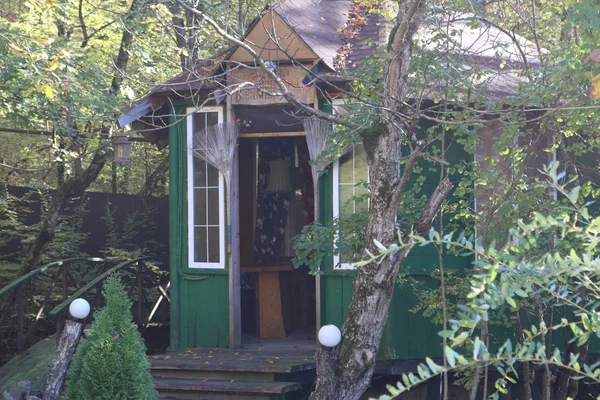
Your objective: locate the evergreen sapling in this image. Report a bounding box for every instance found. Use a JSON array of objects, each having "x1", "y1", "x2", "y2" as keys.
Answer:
[{"x1": 64, "y1": 275, "x2": 157, "y2": 399}]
